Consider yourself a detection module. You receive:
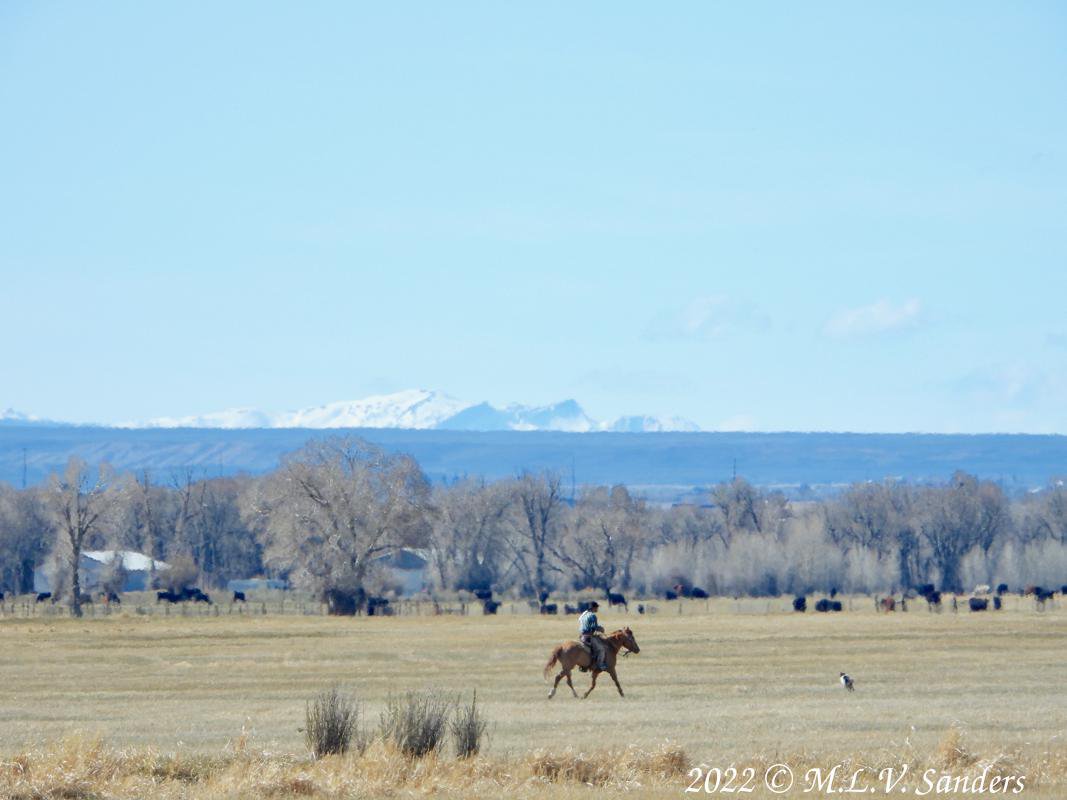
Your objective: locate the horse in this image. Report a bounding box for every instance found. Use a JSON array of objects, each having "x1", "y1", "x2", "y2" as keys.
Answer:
[{"x1": 543, "y1": 627, "x2": 640, "y2": 699}]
